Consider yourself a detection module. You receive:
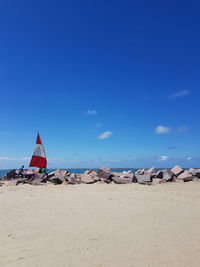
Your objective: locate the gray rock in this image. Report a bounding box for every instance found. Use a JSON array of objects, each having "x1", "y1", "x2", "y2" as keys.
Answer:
[
  {"x1": 54, "y1": 169, "x2": 67, "y2": 182},
  {"x1": 135, "y1": 173, "x2": 151, "y2": 184},
  {"x1": 99, "y1": 178, "x2": 111, "y2": 184},
  {"x1": 67, "y1": 176, "x2": 80, "y2": 185},
  {"x1": 2, "y1": 169, "x2": 16, "y2": 180},
  {"x1": 189, "y1": 168, "x2": 200, "y2": 178},
  {"x1": 146, "y1": 167, "x2": 157, "y2": 175},
  {"x1": 100, "y1": 166, "x2": 110, "y2": 173},
  {"x1": 171, "y1": 165, "x2": 183, "y2": 176},
  {"x1": 29, "y1": 173, "x2": 46, "y2": 184},
  {"x1": 112, "y1": 176, "x2": 132, "y2": 184},
  {"x1": 120, "y1": 172, "x2": 134, "y2": 179},
  {"x1": 177, "y1": 171, "x2": 194, "y2": 182},
  {"x1": 97, "y1": 168, "x2": 111, "y2": 180},
  {"x1": 135, "y1": 169, "x2": 145, "y2": 175},
  {"x1": 80, "y1": 174, "x2": 95, "y2": 184},
  {"x1": 163, "y1": 170, "x2": 173, "y2": 181}
]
